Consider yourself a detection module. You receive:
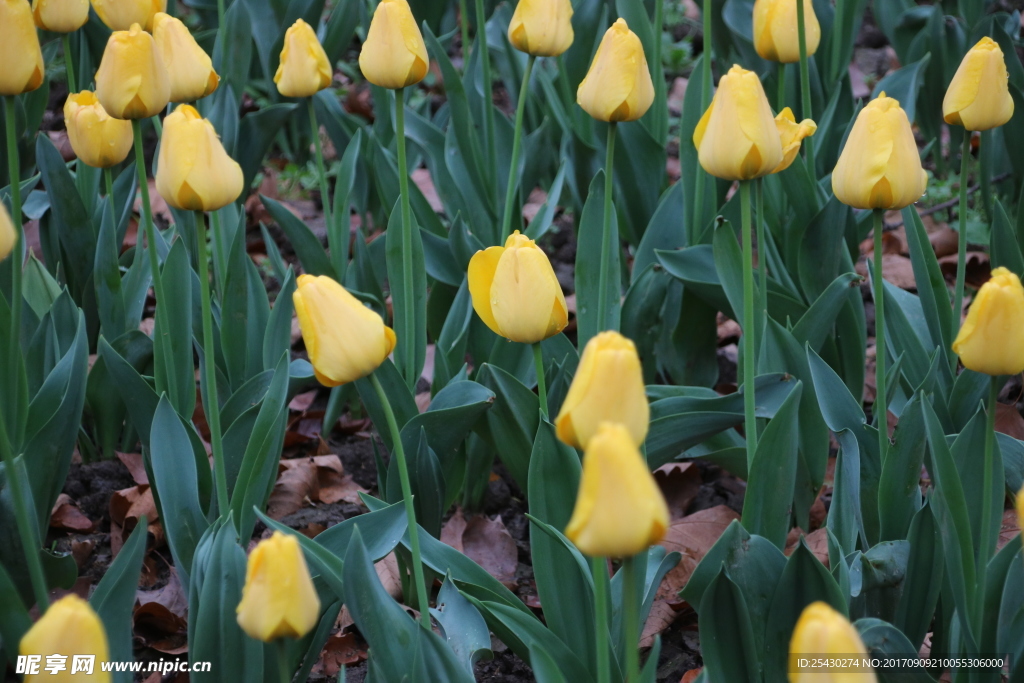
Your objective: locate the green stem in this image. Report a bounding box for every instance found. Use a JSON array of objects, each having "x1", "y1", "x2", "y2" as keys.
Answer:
[
  {"x1": 499, "y1": 55, "x2": 536, "y2": 244},
  {"x1": 459, "y1": 0, "x2": 471, "y2": 69},
  {"x1": 776, "y1": 63, "x2": 786, "y2": 111},
  {"x1": 796, "y1": 0, "x2": 815, "y2": 173},
  {"x1": 212, "y1": 209, "x2": 227, "y2": 294},
  {"x1": 276, "y1": 640, "x2": 291, "y2": 683},
  {"x1": 104, "y1": 168, "x2": 114, "y2": 200},
  {"x1": 0, "y1": 395, "x2": 49, "y2": 610},
  {"x1": 830, "y1": 0, "x2": 843, "y2": 82},
  {"x1": 873, "y1": 209, "x2": 888, "y2": 461},
  {"x1": 692, "y1": 0, "x2": 712, "y2": 242},
  {"x1": 474, "y1": 0, "x2": 497, "y2": 206},
  {"x1": 62, "y1": 34, "x2": 77, "y2": 94},
  {"x1": 307, "y1": 98, "x2": 335, "y2": 273},
  {"x1": 974, "y1": 376, "x2": 998, "y2": 631},
  {"x1": 592, "y1": 556, "x2": 612, "y2": 683},
  {"x1": 755, "y1": 179, "x2": 767, "y2": 328},
  {"x1": 217, "y1": 0, "x2": 226, "y2": 62},
  {"x1": 622, "y1": 555, "x2": 641, "y2": 683},
  {"x1": 532, "y1": 342, "x2": 547, "y2": 417},
  {"x1": 596, "y1": 122, "x2": 617, "y2": 334},
  {"x1": 394, "y1": 89, "x2": 418, "y2": 389},
  {"x1": 952, "y1": 131, "x2": 972, "y2": 358},
  {"x1": 5, "y1": 96, "x2": 24, "y2": 439},
  {"x1": 740, "y1": 181, "x2": 757, "y2": 471},
  {"x1": 195, "y1": 210, "x2": 230, "y2": 517},
  {"x1": 370, "y1": 372, "x2": 431, "y2": 628}
]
